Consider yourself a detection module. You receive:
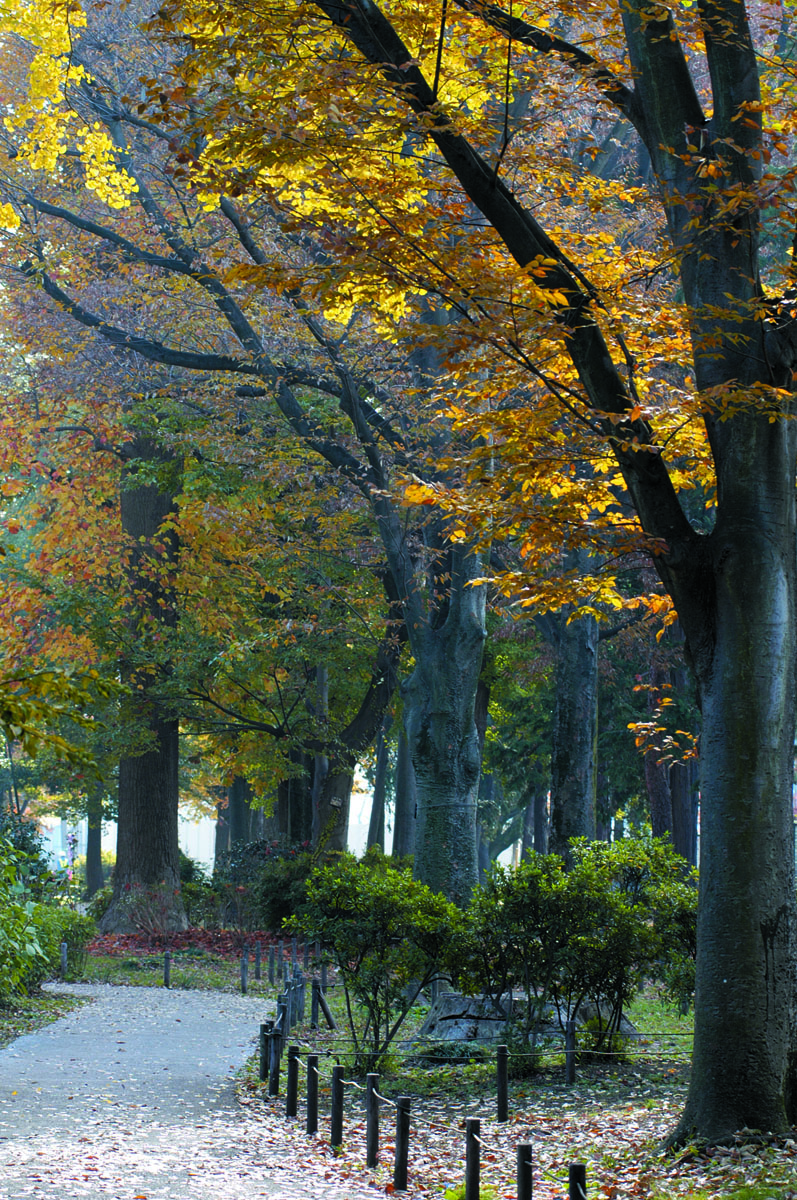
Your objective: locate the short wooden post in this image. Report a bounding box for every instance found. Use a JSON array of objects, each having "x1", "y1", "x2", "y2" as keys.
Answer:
[
  {"x1": 465, "y1": 1116, "x2": 480, "y2": 1200},
  {"x1": 297, "y1": 971, "x2": 306, "y2": 1022},
  {"x1": 286, "y1": 1045, "x2": 299, "y2": 1118},
  {"x1": 278, "y1": 938, "x2": 284, "y2": 978},
  {"x1": 268, "y1": 945, "x2": 275, "y2": 985},
  {"x1": 303, "y1": 940, "x2": 310, "y2": 970},
  {"x1": 284, "y1": 987, "x2": 293, "y2": 1032},
  {"x1": 394, "y1": 1096, "x2": 411, "y2": 1191},
  {"x1": 565, "y1": 1020, "x2": 576, "y2": 1085},
  {"x1": 60, "y1": 942, "x2": 68, "y2": 979},
  {"x1": 568, "y1": 1163, "x2": 586, "y2": 1200},
  {"x1": 241, "y1": 950, "x2": 249, "y2": 995},
  {"x1": 254, "y1": 940, "x2": 262, "y2": 981},
  {"x1": 317, "y1": 985, "x2": 337, "y2": 1030},
  {"x1": 268, "y1": 1030, "x2": 282, "y2": 1096},
  {"x1": 517, "y1": 1143, "x2": 533, "y2": 1200},
  {"x1": 366, "y1": 1073, "x2": 379, "y2": 1167},
  {"x1": 311, "y1": 977, "x2": 320, "y2": 1028},
  {"x1": 163, "y1": 950, "x2": 171, "y2": 989},
  {"x1": 320, "y1": 959, "x2": 328, "y2": 993},
  {"x1": 259, "y1": 1020, "x2": 273, "y2": 1082},
  {"x1": 330, "y1": 1064, "x2": 345, "y2": 1148},
  {"x1": 306, "y1": 1053, "x2": 319, "y2": 1135},
  {"x1": 291, "y1": 935, "x2": 298, "y2": 971},
  {"x1": 497, "y1": 1044, "x2": 509, "y2": 1122},
  {"x1": 315, "y1": 939, "x2": 321, "y2": 962}
]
